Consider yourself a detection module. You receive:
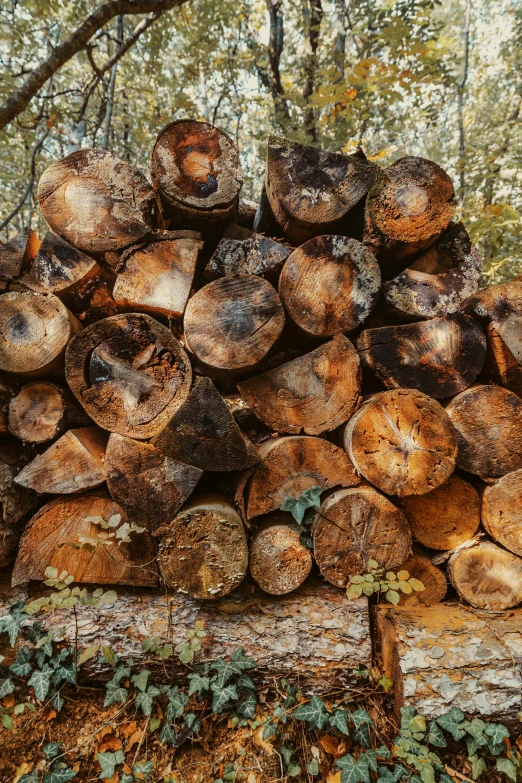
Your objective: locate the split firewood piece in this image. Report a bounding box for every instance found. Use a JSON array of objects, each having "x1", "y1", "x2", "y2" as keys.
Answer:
[
  {"x1": 0, "y1": 373, "x2": 18, "y2": 436},
  {"x1": 245, "y1": 435, "x2": 359, "y2": 519},
  {"x1": 105, "y1": 433, "x2": 202, "y2": 534},
  {"x1": 401, "y1": 475, "x2": 480, "y2": 550},
  {"x1": 237, "y1": 198, "x2": 258, "y2": 229},
  {"x1": 65, "y1": 313, "x2": 192, "y2": 439},
  {"x1": 184, "y1": 275, "x2": 284, "y2": 376},
  {"x1": 364, "y1": 156, "x2": 456, "y2": 266},
  {"x1": 278, "y1": 235, "x2": 381, "y2": 337},
  {"x1": 157, "y1": 494, "x2": 248, "y2": 599},
  {"x1": 482, "y1": 469, "x2": 522, "y2": 557},
  {"x1": 396, "y1": 553, "x2": 447, "y2": 607},
  {"x1": 253, "y1": 181, "x2": 286, "y2": 239},
  {"x1": 357, "y1": 314, "x2": 486, "y2": 399},
  {"x1": 152, "y1": 377, "x2": 259, "y2": 472},
  {"x1": 12, "y1": 494, "x2": 158, "y2": 587},
  {"x1": 204, "y1": 224, "x2": 290, "y2": 283},
  {"x1": 113, "y1": 230, "x2": 204, "y2": 318},
  {"x1": 15, "y1": 427, "x2": 107, "y2": 495},
  {"x1": 265, "y1": 136, "x2": 377, "y2": 245},
  {"x1": 238, "y1": 335, "x2": 361, "y2": 435},
  {"x1": 8, "y1": 382, "x2": 89, "y2": 443},
  {"x1": 445, "y1": 385, "x2": 522, "y2": 477},
  {"x1": 448, "y1": 541, "x2": 522, "y2": 611},
  {"x1": 37, "y1": 149, "x2": 160, "y2": 253},
  {"x1": 150, "y1": 119, "x2": 243, "y2": 228},
  {"x1": 343, "y1": 389, "x2": 457, "y2": 496},
  {"x1": 0, "y1": 292, "x2": 80, "y2": 377},
  {"x1": 249, "y1": 512, "x2": 312, "y2": 595},
  {"x1": 382, "y1": 222, "x2": 482, "y2": 318},
  {"x1": 0, "y1": 440, "x2": 39, "y2": 565},
  {"x1": 0, "y1": 227, "x2": 40, "y2": 280},
  {"x1": 313, "y1": 486, "x2": 412, "y2": 588}
]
